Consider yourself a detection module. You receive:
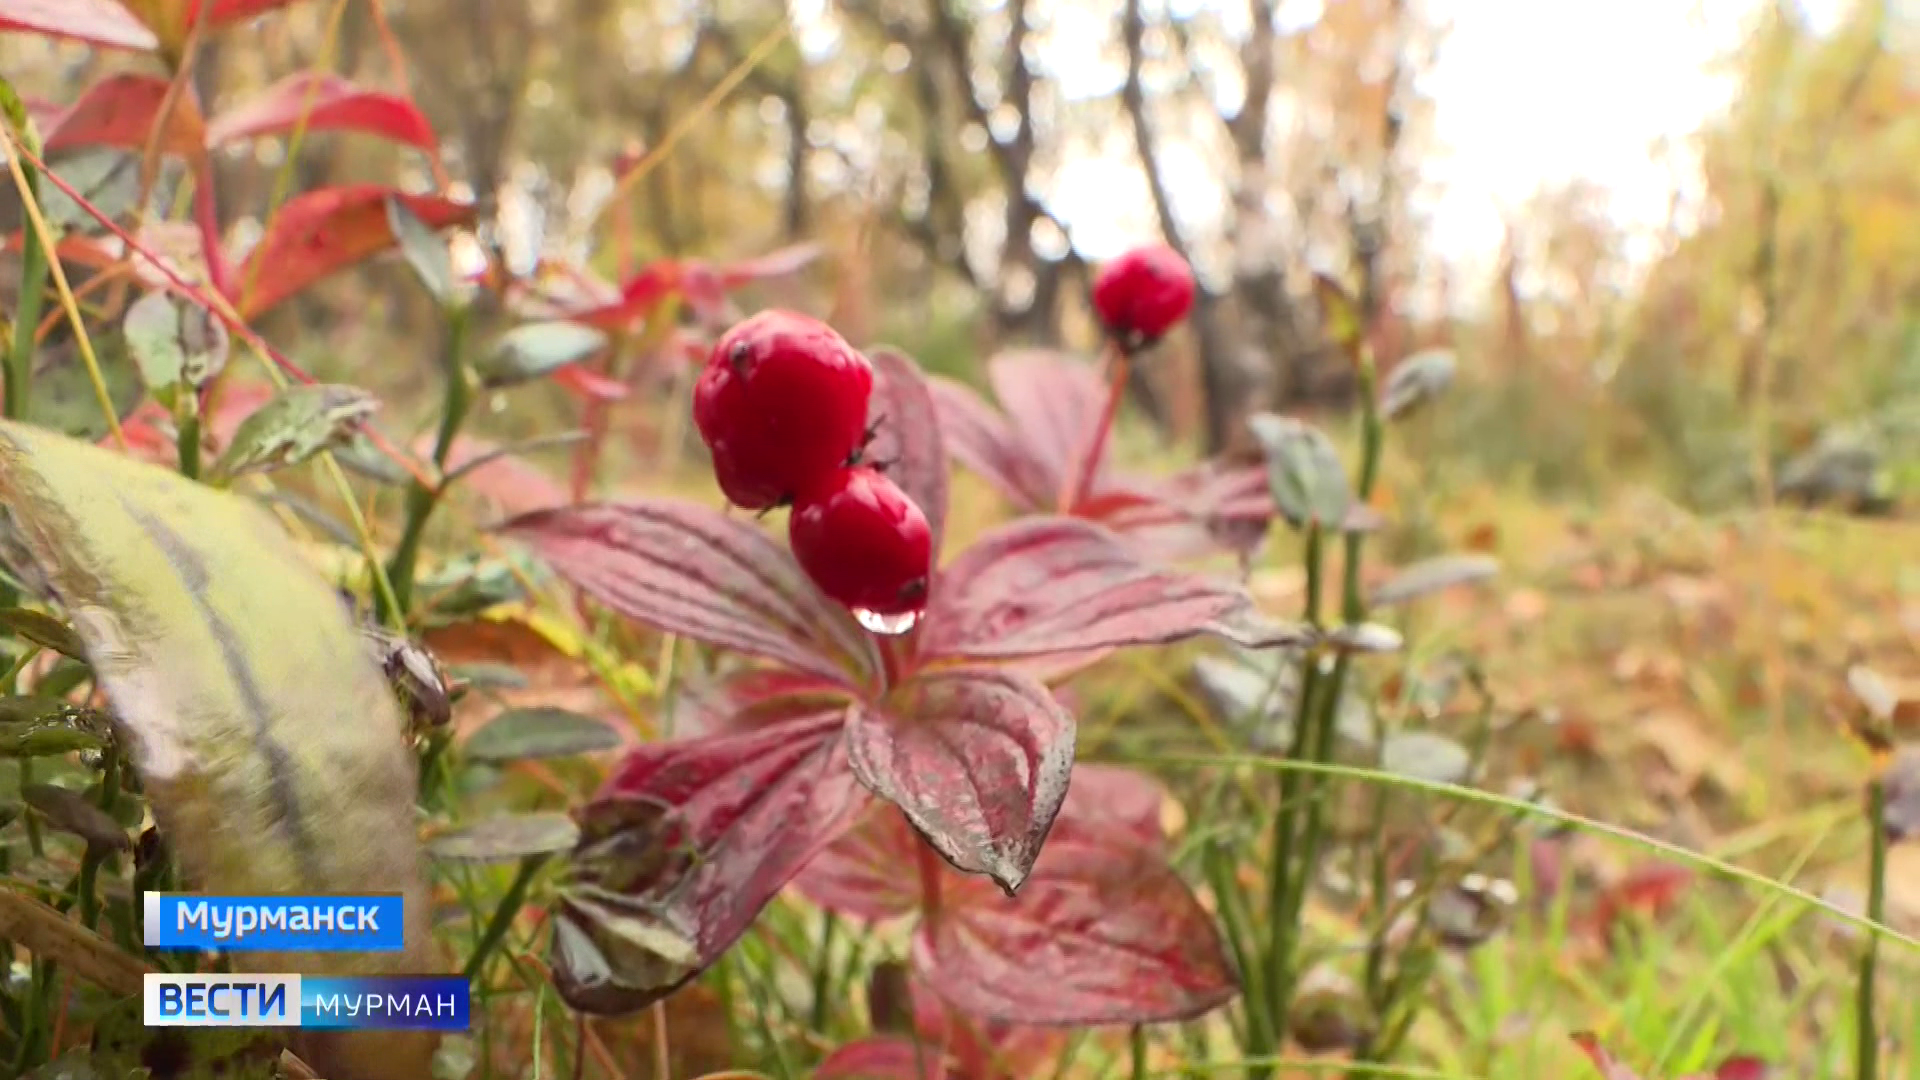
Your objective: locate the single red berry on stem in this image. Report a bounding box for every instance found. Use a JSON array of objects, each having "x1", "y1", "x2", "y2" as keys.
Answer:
[
  {"x1": 789, "y1": 467, "x2": 933, "y2": 617},
  {"x1": 1091, "y1": 243, "x2": 1195, "y2": 351},
  {"x1": 693, "y1": 310, "x2": 875, "y2": 510}
]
